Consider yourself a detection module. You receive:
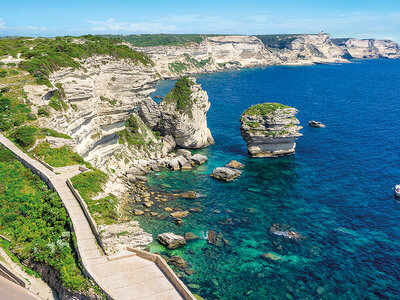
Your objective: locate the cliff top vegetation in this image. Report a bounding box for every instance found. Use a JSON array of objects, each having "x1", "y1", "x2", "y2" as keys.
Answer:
[
  {"x1": 0, "y1": 35, "x2": 153, "y2": 86},
  {"x1": 242, "y1": 102, "x2": 291, "y2": 117},
  {"x1": 163, "y1": 76, "x2": 195, "y2": 116}
]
